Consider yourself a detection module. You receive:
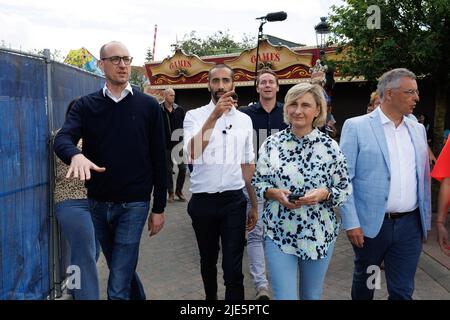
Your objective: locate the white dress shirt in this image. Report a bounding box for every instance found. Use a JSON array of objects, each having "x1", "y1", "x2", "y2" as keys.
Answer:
[
  {"x1": 378, "y1": 107, "x2": 418, "y2": 212},
  {"x1": 102, "y1": 82, "x2": 133, "y2": 103},
  {"x1": 183, "y1": 100, "x2": 255, "y2": 193}
]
